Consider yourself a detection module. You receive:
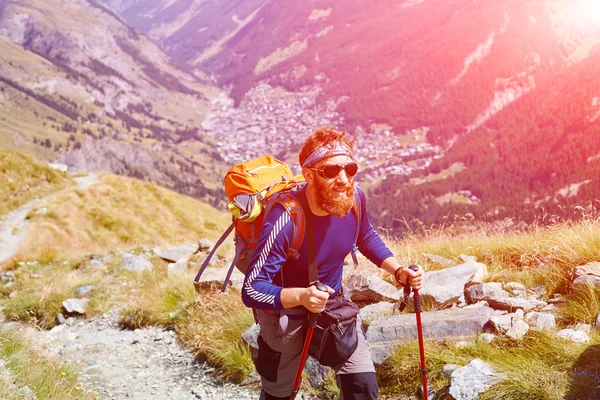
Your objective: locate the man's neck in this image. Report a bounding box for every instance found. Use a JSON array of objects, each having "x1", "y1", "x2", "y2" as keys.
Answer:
[{"x1": 305, "y1": 184, "x2": 329, "y2": 216}]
